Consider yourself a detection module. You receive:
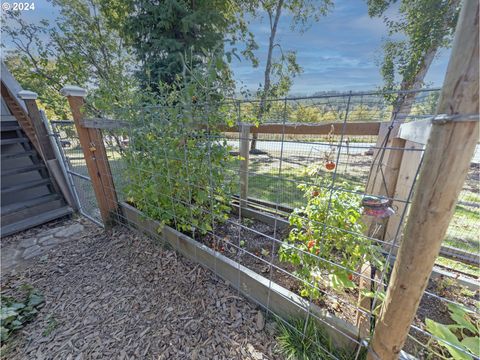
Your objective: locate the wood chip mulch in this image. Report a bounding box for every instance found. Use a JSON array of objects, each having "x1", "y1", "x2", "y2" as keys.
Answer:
[{"x1": 1, "y1": 222, "x2": 283, "y2": 360}]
